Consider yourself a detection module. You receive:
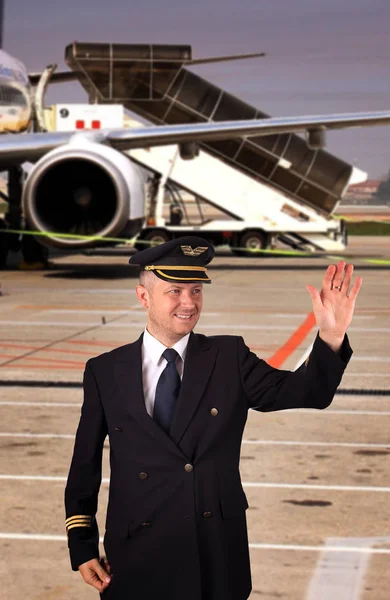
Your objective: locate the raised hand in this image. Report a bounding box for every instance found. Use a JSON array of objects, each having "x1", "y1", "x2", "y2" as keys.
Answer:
[{"x1": 306, "y1": 261, "x2": 363, "y2": 347}]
